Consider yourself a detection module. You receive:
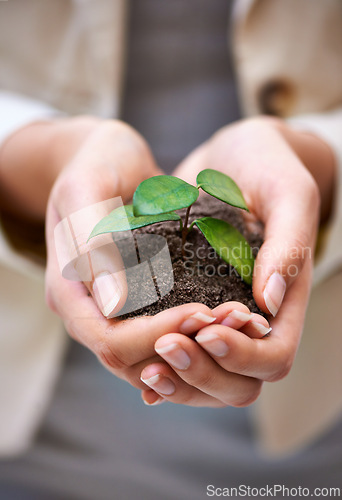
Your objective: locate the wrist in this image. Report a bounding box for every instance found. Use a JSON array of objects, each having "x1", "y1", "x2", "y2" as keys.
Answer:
[
  {"x1": 270, "y1": 118, "x2": 336, "y2": 224},
  {"x1": 0, "y1": 116, "x2": 100, "y2": 220}
]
